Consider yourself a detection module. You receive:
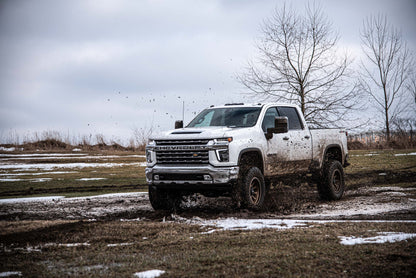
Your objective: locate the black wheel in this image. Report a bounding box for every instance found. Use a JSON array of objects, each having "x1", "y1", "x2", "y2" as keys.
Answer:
[
  {"x1": 317, "y1": 160, "x2": 345, "y2": 200},
  {"x1": 148, "y1": 185, "x2": 181, "y2": 211},
  {"x1": 241, "y1": 167, "x2": 266, "y2": 210},
  {"x1": 148, "y1": 185, "x2": 170, "y2": 210}
]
